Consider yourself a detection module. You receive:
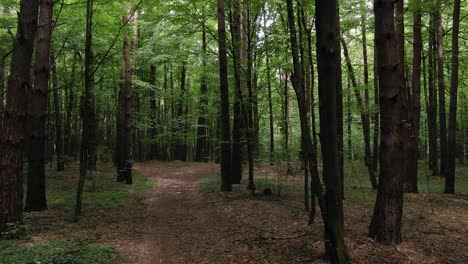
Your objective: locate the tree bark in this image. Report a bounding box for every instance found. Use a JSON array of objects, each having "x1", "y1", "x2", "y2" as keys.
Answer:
[
  {"x1": 427, "y1": 13, "x2": 439, "y2": 175},
  {"x1": 406, "y1": 0, "x2": 422, "y2": 193},
  {"x1": 117, "y1": 10, "x2": 136, "y2": 183},
  {"x1": 0, "y1": 0, "x2": 39, "y2": 231},
  {"x1": 217, "y1": 0, "x2": 232, "y2": 192},
  {"x1": 436, "y1": 8, "x2": 447, "y2": 176},
  {"x1": 24, "y1": 0, "x2": 53, "y2": 212},
  {"x1": 369, "y1": 0, "x2": 406, "y2": 244},
  {"x1": 75, "y1": 0, "x2": 95, "y2": 218},
  {"x1": 287, "y1": 0, "x2": 350, "y2": 262},
  {"x1": 230, "y1": 0, "x2": 245, "y2": 184},
  {"x1": 444, "y1": 0, "x2": 460, "y2": 194}
]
